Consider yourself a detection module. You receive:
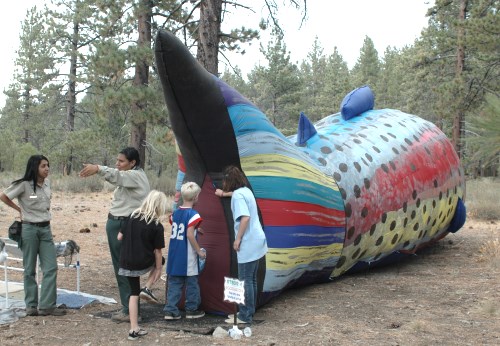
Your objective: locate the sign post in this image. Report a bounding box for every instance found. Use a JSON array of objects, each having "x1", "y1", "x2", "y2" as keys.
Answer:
[{"x1": 224, "y1": 277, "x2": 245, "y2": 332}]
